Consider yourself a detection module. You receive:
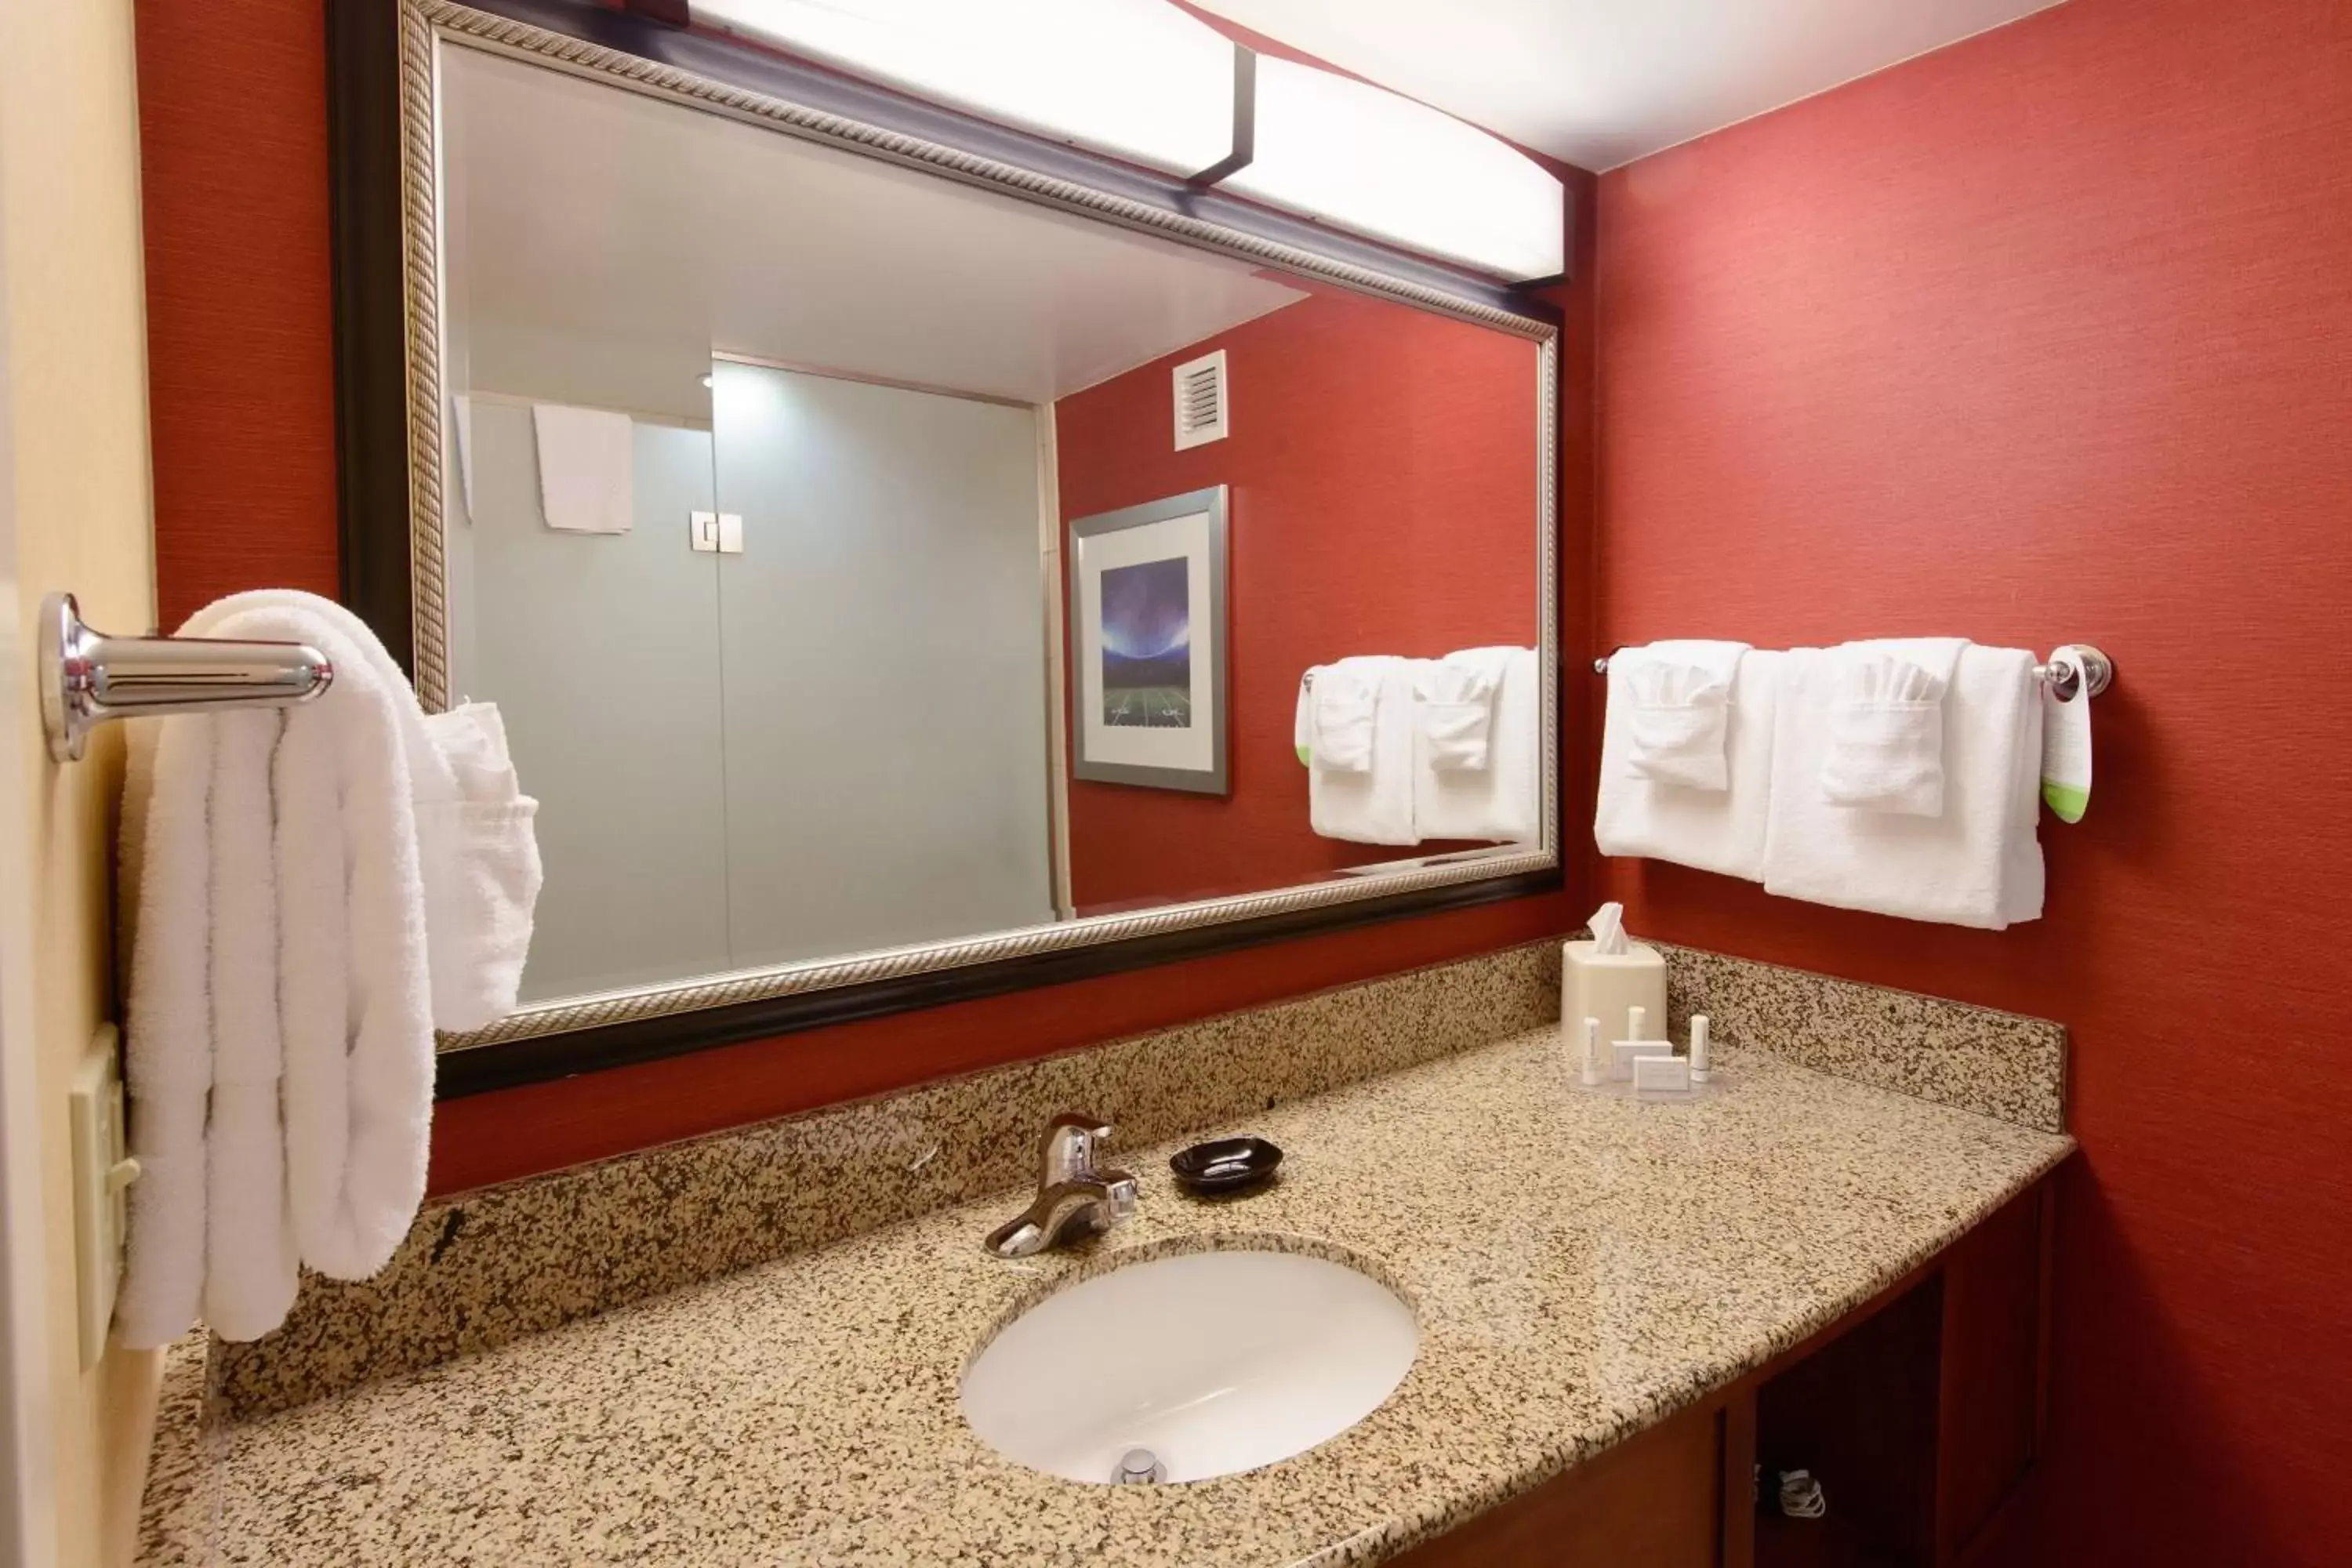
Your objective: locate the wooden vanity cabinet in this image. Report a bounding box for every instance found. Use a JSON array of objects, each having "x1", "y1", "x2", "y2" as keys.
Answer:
[{"x1": 1394, "y1": 1179, "x2": 2053, "y2": 1568}]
